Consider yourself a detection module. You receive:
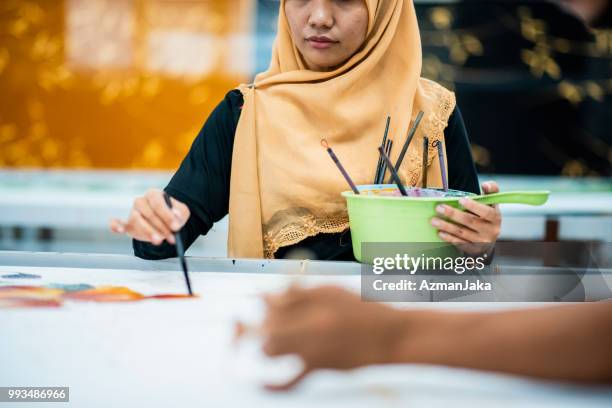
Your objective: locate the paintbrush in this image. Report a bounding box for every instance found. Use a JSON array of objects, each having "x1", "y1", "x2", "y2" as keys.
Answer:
[
  {"x1": 374, "y1": 116, "x2": 391, "y2": 184},
  {"x1": 422, "y1": 136, "x2": 429, "y2": 188},
  {"x1": 163, "y1": 192, "x2": 193, "y2": 296},
  {"x1": 391, "y1": 111, "x2": 424, "y2": 180},
  {"x1": 321, "y1": 139, "x2": 360, "y2": 194},
  {"x1": 378, "y1": 139, "x2": 393, "y2": 184},
  {"x1": 433, "y1": 140, "x2": 448, "y2": 191},
  {"x1": 377, "y1": 146, "x2": 408, "y2": 196}
]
